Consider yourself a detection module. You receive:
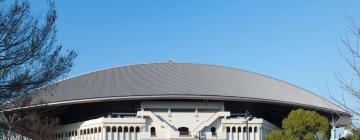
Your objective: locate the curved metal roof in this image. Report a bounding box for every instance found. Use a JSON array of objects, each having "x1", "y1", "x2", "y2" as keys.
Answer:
[{"x1": 35, "y1": 62, "x2": 346, "y2": 114}]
